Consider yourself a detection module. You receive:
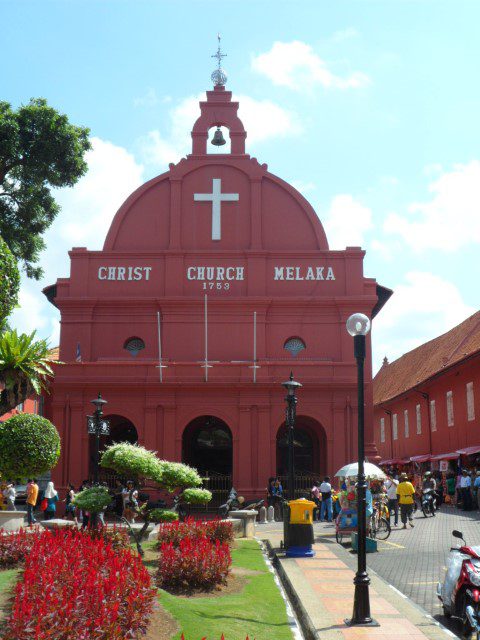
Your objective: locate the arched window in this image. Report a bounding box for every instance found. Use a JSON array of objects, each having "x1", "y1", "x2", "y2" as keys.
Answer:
[
  {"x1": 124, "y1": 337, "x2": 145, "y2": 357},
  {"x1": 284, "y1": 337, "x2": 306, "y2": 357}
]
